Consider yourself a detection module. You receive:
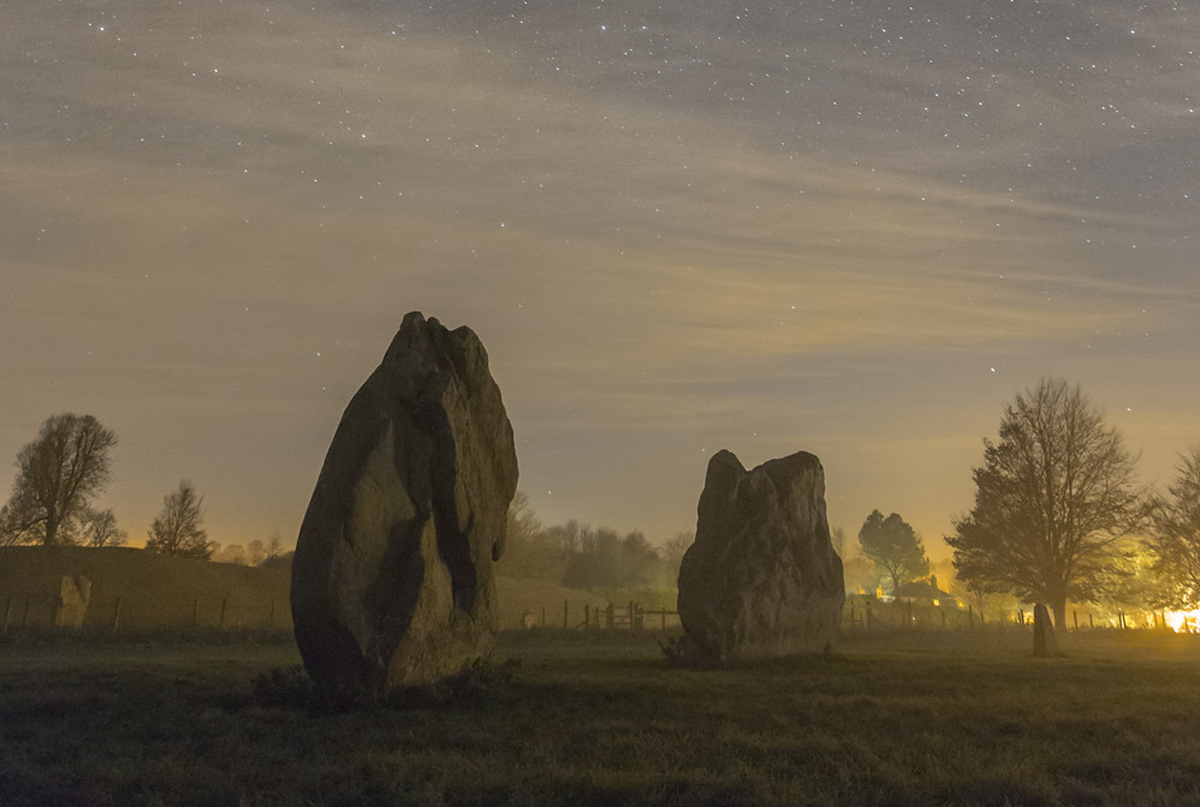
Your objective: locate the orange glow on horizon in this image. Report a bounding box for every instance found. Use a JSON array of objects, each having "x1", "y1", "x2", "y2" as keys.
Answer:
[{"x1": 1164, "y1": 610, "x2": 1200, "y2": 633}]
